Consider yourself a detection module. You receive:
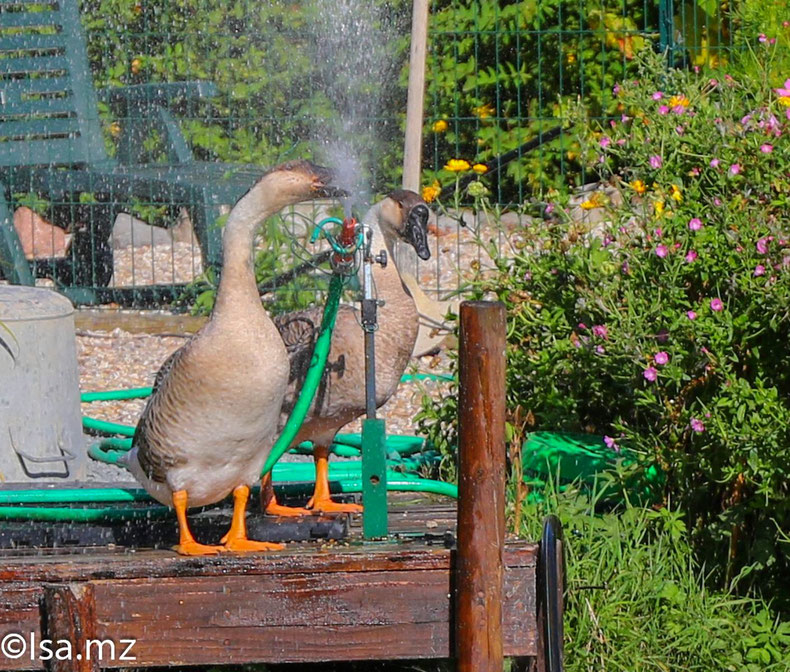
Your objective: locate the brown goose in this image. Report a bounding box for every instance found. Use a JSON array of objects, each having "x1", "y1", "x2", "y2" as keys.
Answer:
[
  {"x1": 263, "y1": 190, "x2": 431, "y2": 514},
  {"x1": 123, "y1": 161, "x2": 346, "y2": 554}
]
